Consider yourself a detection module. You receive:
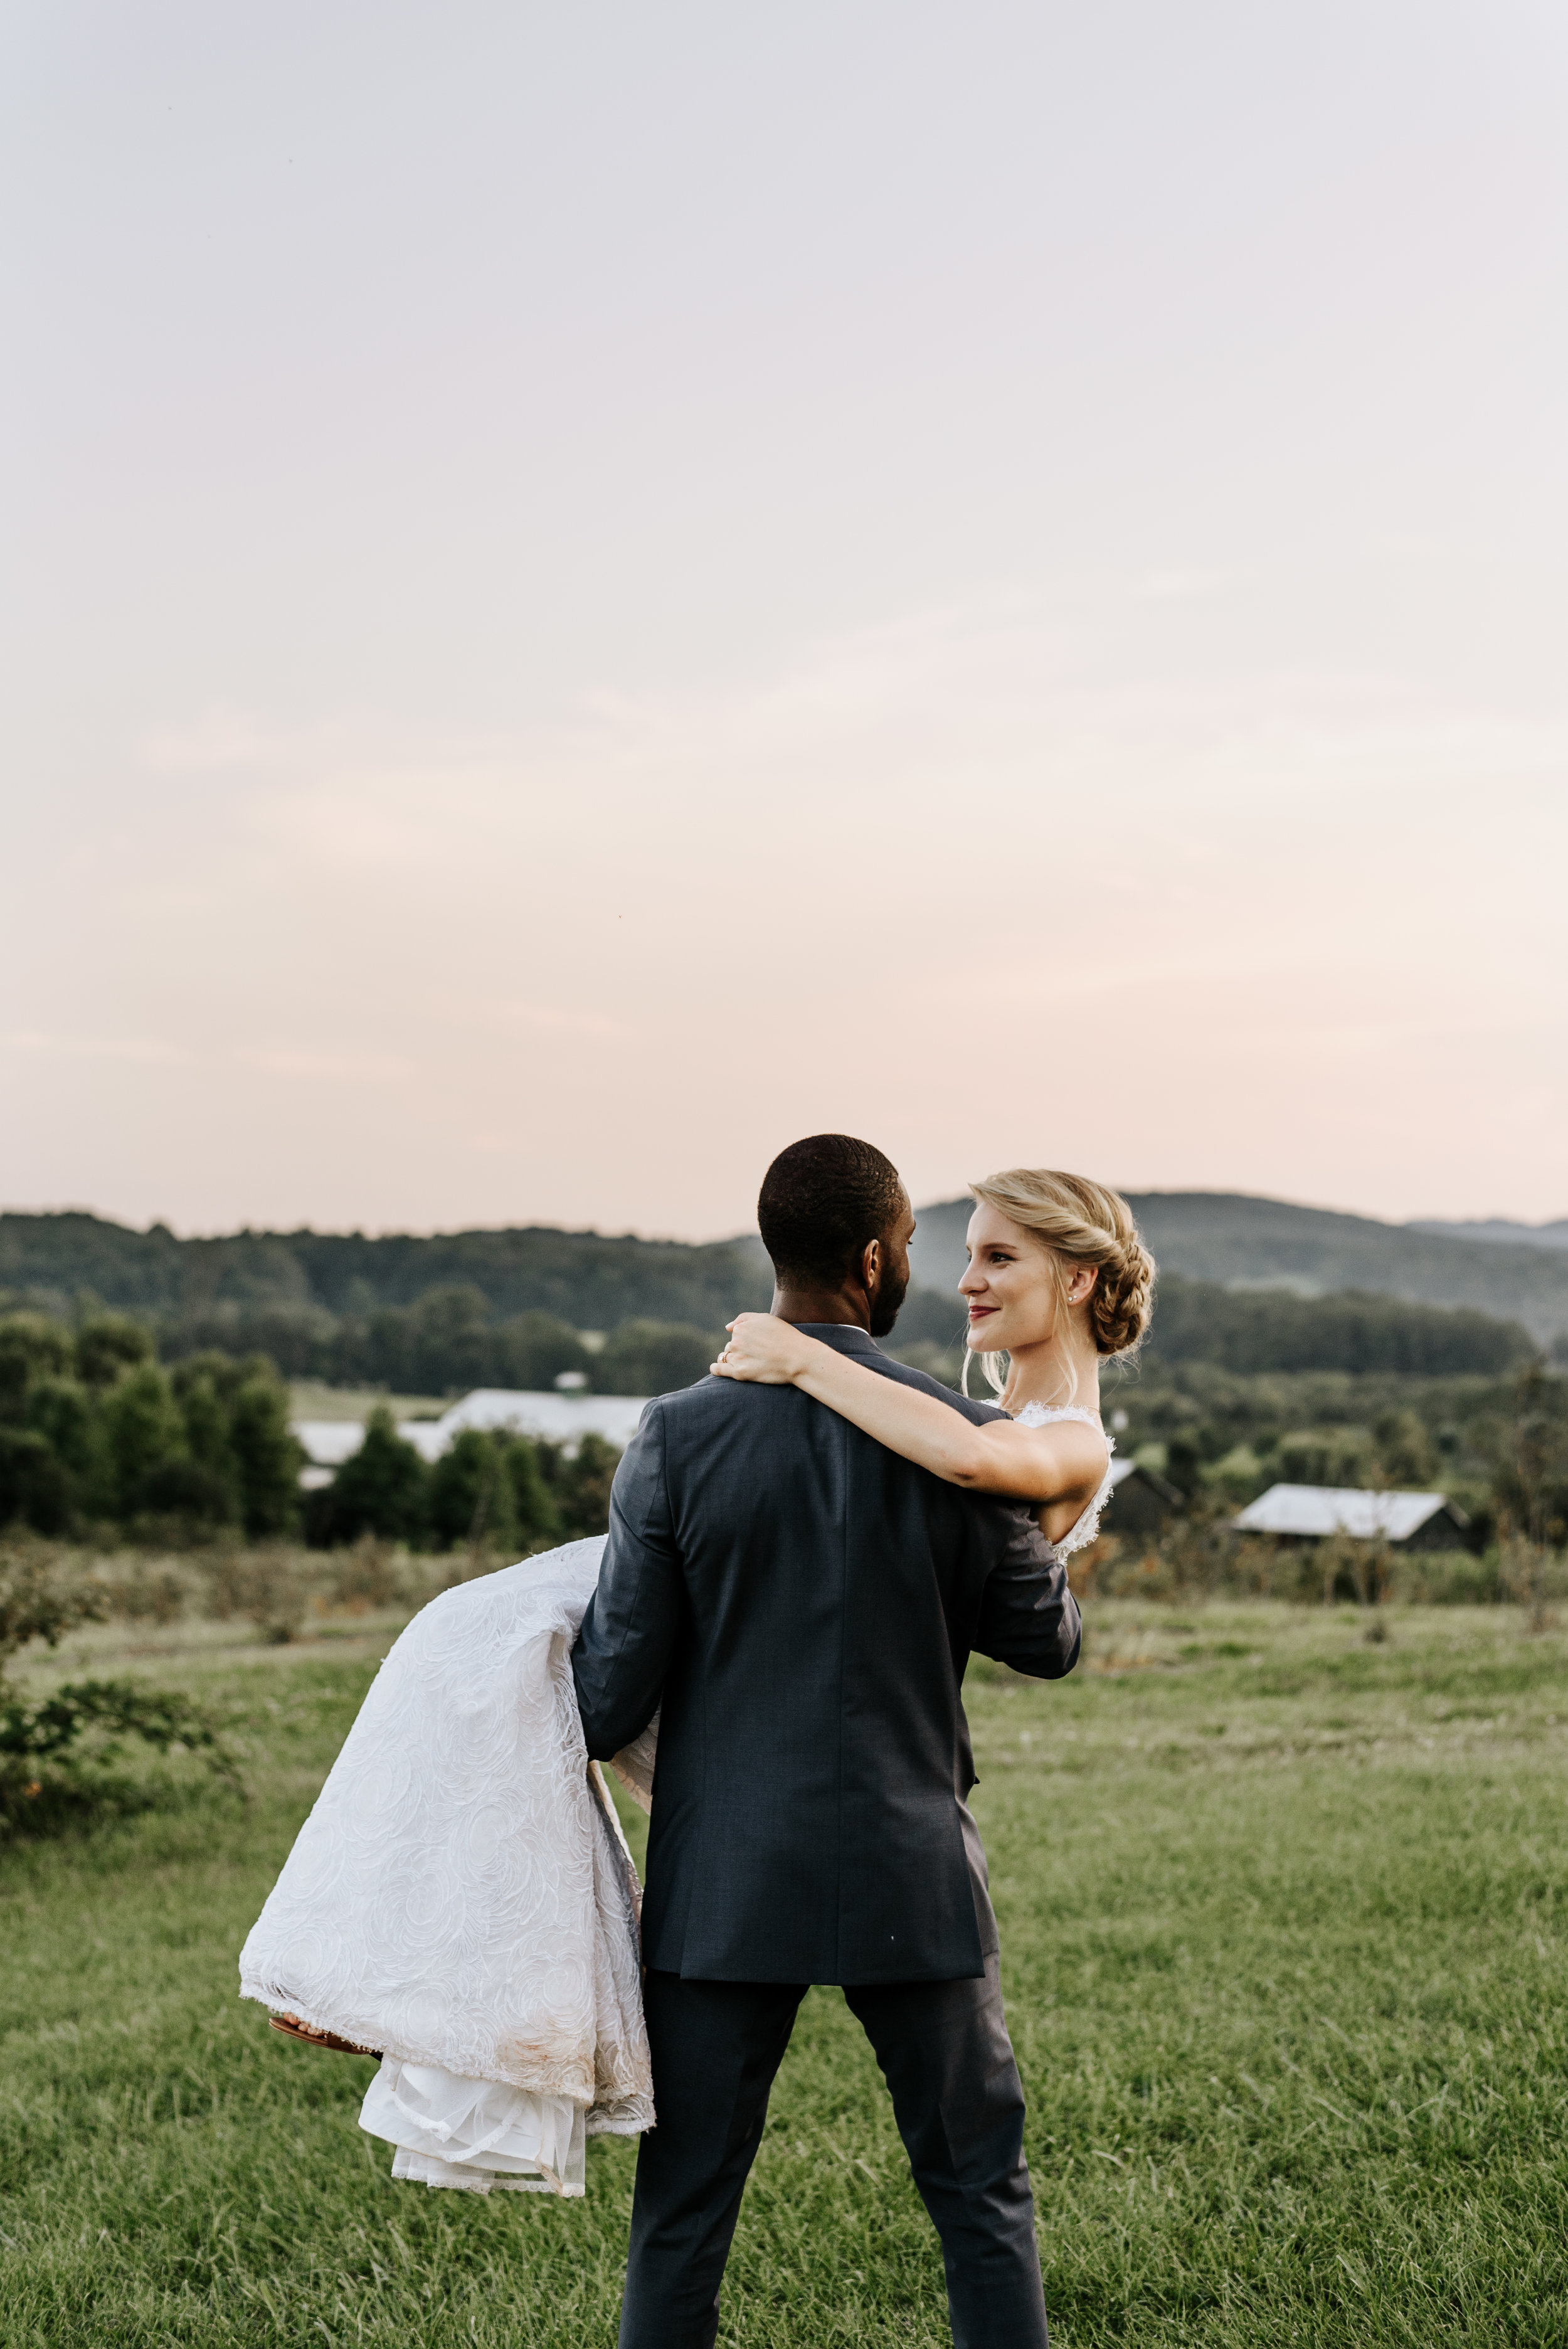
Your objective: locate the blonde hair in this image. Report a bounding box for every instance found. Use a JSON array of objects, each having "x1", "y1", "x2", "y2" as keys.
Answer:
[{"x1": 961, "y1": 1168, "x2": 1156, "y2": 1401}]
